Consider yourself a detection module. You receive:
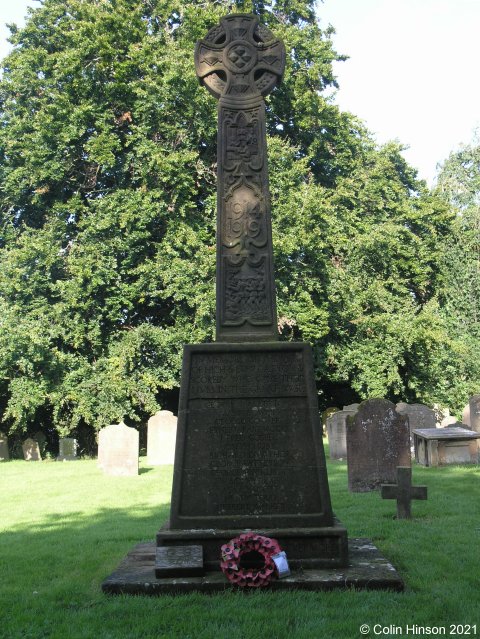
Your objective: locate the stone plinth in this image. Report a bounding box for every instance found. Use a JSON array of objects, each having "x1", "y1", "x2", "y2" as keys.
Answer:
[
  {"x1": 102, "y1": 538, "x2": 404, "y2": 594},
  {"x1": 160, "y1": 341, "x2": 348, "y2": 568}
]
